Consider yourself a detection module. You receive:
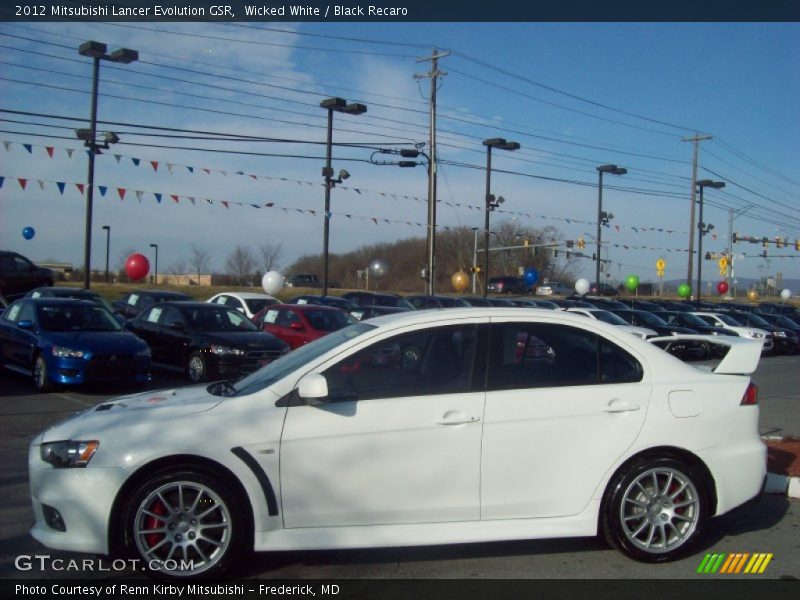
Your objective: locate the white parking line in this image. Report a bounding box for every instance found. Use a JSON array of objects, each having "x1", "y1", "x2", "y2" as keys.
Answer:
[{"x1": 54, "y1": 393, "x2": 92, "y2": 407}]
